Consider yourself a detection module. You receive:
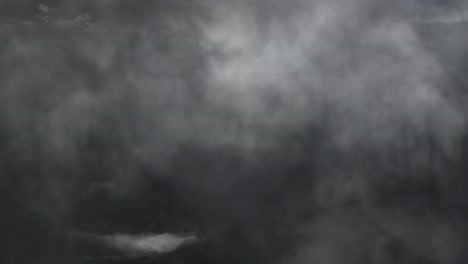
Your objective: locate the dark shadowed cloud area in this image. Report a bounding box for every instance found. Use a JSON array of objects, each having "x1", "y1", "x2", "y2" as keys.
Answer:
[{"x1": 1, "y1": 0, "x2": 468, "y2": 263}]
